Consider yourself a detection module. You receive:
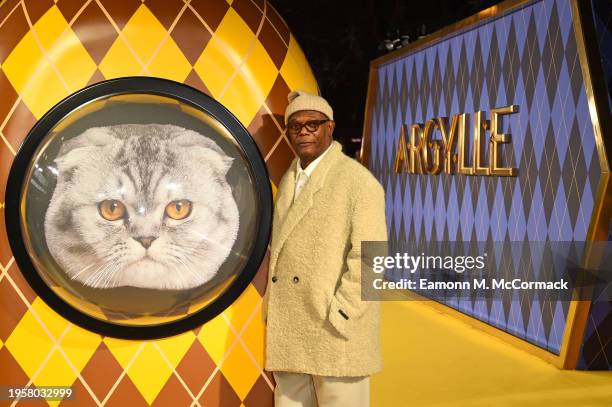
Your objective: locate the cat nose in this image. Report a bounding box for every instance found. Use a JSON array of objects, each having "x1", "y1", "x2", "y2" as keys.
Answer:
[{"x1": 134, "y1": 236, "x2": 157, "y2": 249}]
